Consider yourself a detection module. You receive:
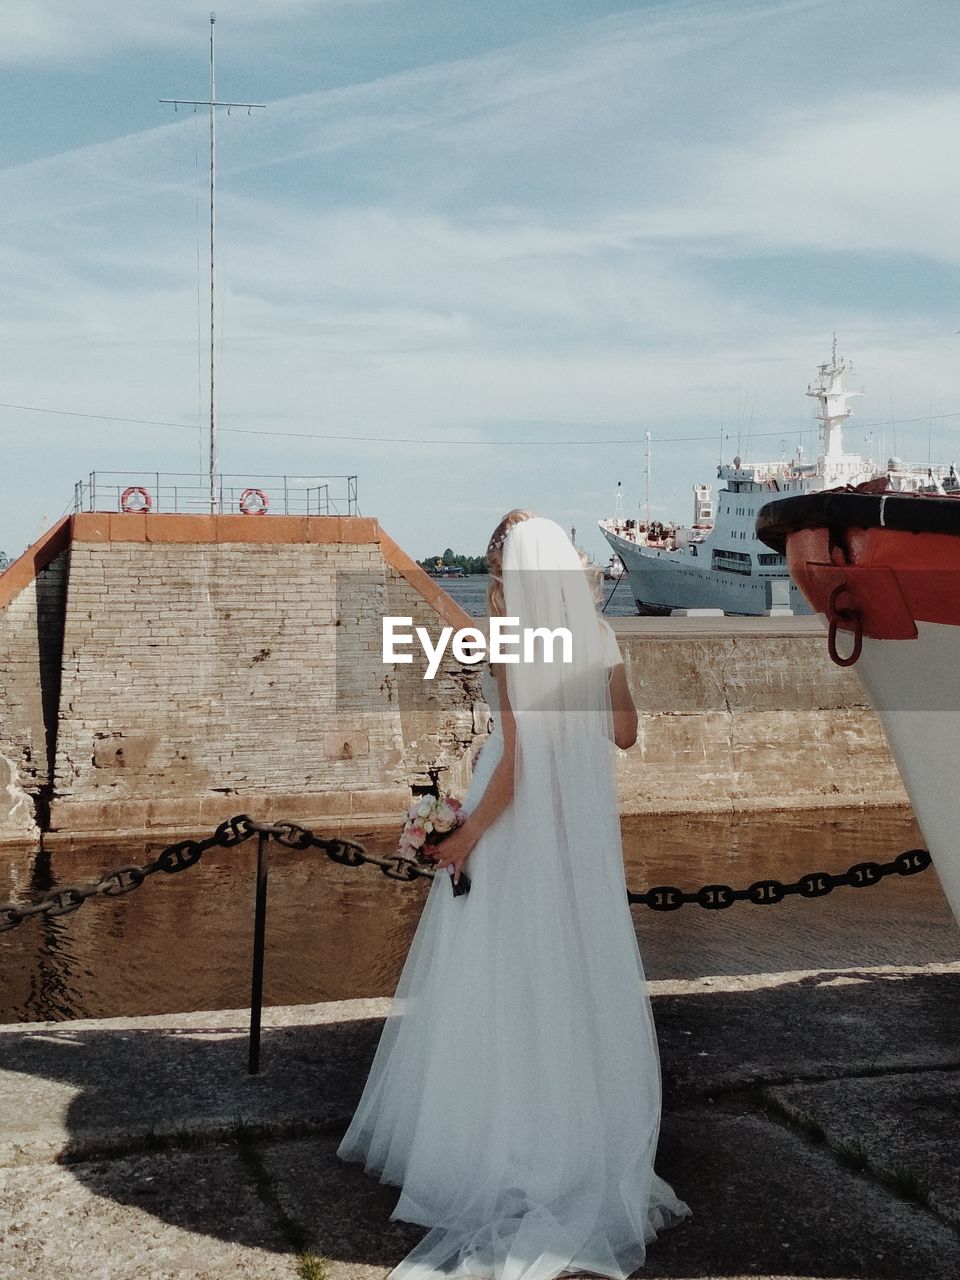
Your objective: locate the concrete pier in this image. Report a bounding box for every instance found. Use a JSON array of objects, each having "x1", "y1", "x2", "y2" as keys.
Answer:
[
  {"x1": 3, "y1": 847, "x2": 960, "y2": 1277},
  {"x1": 3, "y1": 961, "x2": 960, "y2": 1279},
  {"x1": 612, "y1": 614, "x2": 907, "y2": 815},
  {"x1": 0, "y1": 514, "x2": 484, "y2": 844},
  {"x1": 0, "y1": 515, "x2": 907, "y2": 844}
]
